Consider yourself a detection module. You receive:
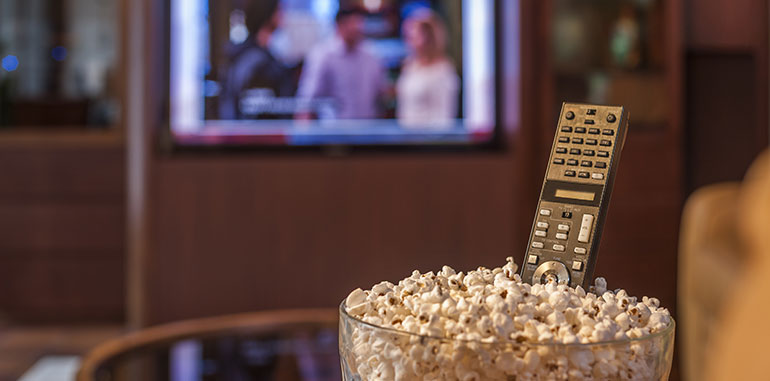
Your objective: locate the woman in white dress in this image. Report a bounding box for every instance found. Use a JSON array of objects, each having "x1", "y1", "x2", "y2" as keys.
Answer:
[{"x1": 396, "y1": 9, "x2": 459, "y2": 128}]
